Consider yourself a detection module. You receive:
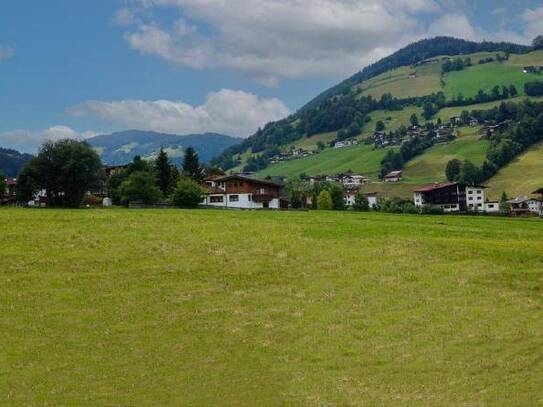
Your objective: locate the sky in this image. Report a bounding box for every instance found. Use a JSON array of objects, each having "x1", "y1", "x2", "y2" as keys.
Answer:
[{"x1": 0, "y1": 0, "x2": 542, "y2": 152}]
